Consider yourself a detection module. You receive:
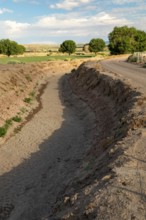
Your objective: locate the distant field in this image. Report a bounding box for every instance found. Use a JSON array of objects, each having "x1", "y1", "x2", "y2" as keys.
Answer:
[
  {"x1": 0, "y1": 55, "x2": 95, "y2": 64},
  {"x1": 23, "y1": 44, "x2": 84, "y2": 53}
]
